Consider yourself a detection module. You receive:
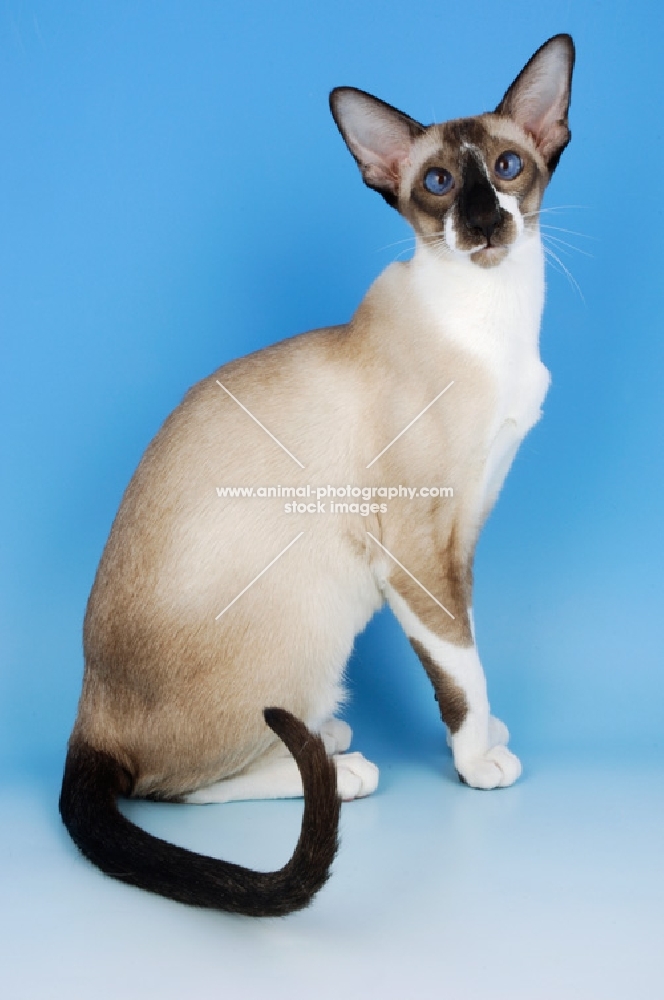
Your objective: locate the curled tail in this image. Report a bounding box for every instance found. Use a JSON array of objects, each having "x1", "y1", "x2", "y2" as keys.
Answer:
[{"x1": 59, "y1": 708, "x2": 340, "y2": 917}]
